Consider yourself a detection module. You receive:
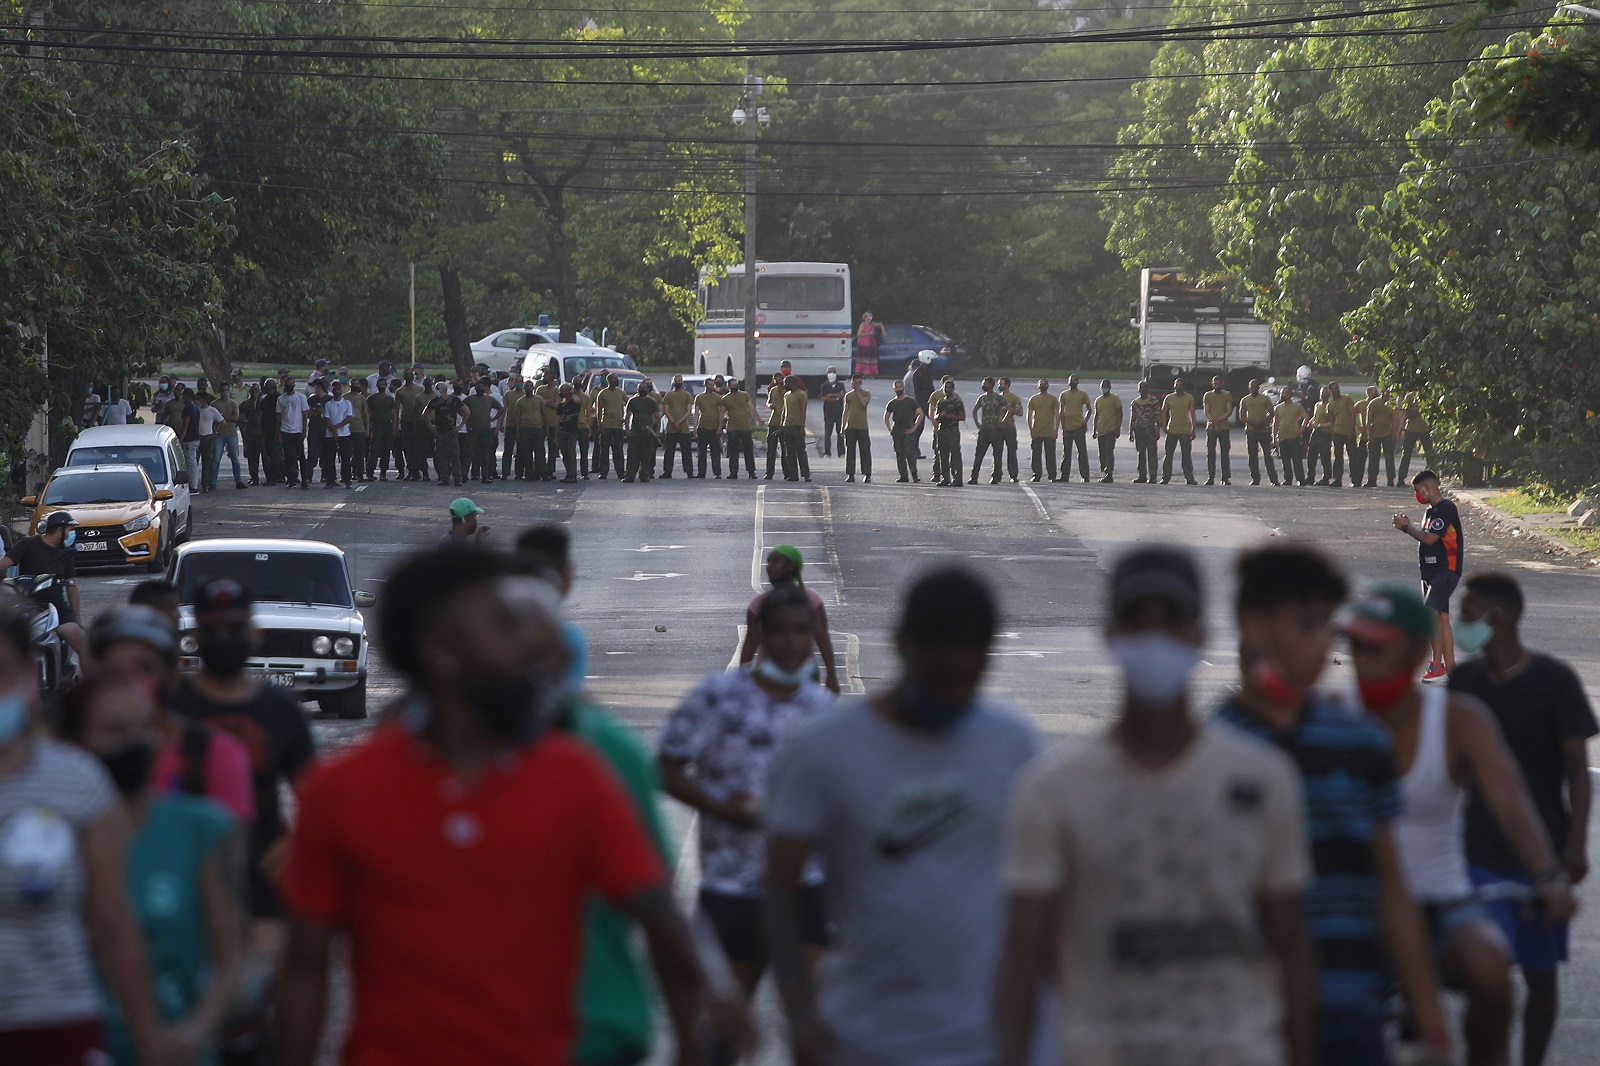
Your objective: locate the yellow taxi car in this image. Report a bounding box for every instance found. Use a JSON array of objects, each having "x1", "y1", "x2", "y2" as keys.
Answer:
[{"x1": 23, "y1": 464, "x2": 175, "y2": 572}]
